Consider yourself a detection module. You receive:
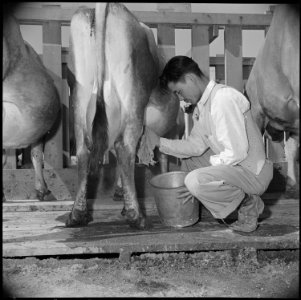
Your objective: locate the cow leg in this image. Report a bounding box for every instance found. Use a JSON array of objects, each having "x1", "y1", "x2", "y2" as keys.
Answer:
[
  {"x1": 66, "y1": 139, "x2": 92, "y2": 227},
  {"x1": 113, "y1": 167, "x2": 124, "y2": 201},
  {"x1": 31, "y1": 141, "x2": 56, "y2": 201},
  {"x1": 115, "y1": 130, "x2": 150, "y2": 229},
  {"x1": 284, "y1": 136, "x2": 299, "y2": 198}
]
